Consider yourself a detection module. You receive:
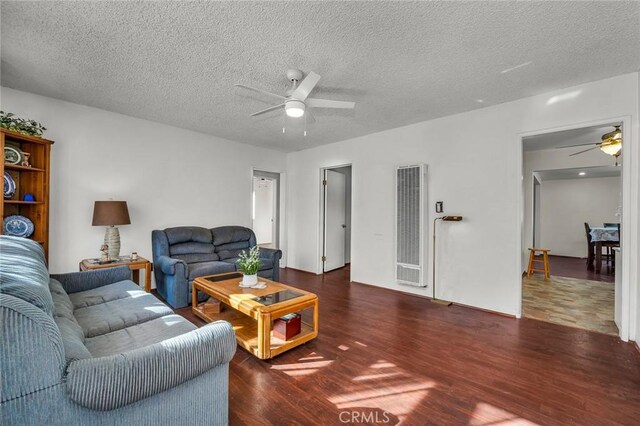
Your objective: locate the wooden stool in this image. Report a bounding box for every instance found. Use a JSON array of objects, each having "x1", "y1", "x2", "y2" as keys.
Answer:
[{"x1": 527, "y1": 248, "x2": 550, "y2": 279}]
